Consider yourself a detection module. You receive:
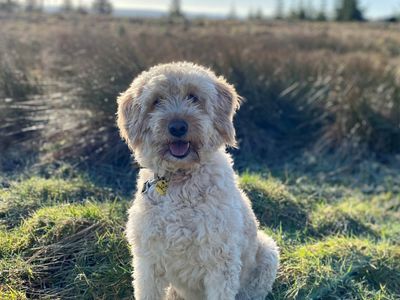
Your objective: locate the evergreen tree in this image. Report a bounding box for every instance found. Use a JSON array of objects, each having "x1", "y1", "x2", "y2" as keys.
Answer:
[
  {"x1": 297, "y1": 0, "x2": 307, "y2": 20},
  {"x1": 61, "y1": 0, "x2": 73, "y2": 13},
  {"x1": 254, "y1": 7, "x2": 263, "y2": 20},
  {"x1": 76, "y1": 0, "x2": 88, "y2": 14},
  {"x1": 336, "y1": 0, "x2": 364, "y2": 21},
  {"x1": 316, "y1": 0, "x2": 327, "y2": 21},
  {"x1": 227, "y1": 2, "x2": 237, "y2": 20},
  {"x1": 306, "y1": 0, "x2": 314, "y2": 19},
  {"x1": 275, "y1": 0, "x2": 284, "y2": 19},
  {"x1": 25, "y1": 0, "x2": 42, "y2": 12},
  {"x1": 92, "y1": 0, "x2": 112, "y2": 15},
  {"x1": 0, "y1": 0, "x2": 19, "y2": 12},
  {"x1": 169, "y1": 0, "x2": 183, "y2": 18},
  {"x1": 248, "y1": 7, "x2": 254, "y2": 20}
]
